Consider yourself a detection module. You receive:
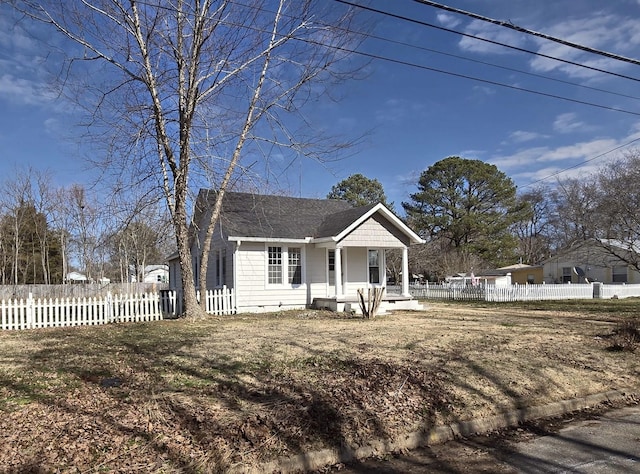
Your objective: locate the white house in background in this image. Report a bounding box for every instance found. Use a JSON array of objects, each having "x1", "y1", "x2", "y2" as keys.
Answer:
[
  {"x1": 167, "y1": 190, "x2": 425, "y2": 313},
  {"x1": 543, "y1": 239, "x2": 640, "y2": 284},
  {"x1": 65, "y1": 271, "x2": 87, "y2": 283},
  {"x1": 143, "y1": 264, "x2": 169, "y2": 284}
]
